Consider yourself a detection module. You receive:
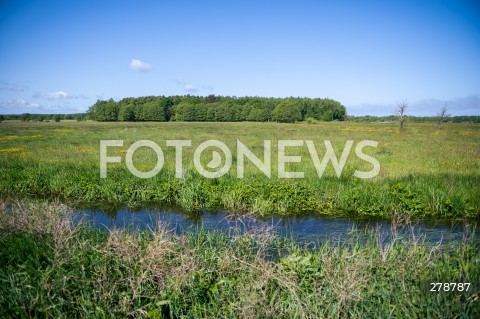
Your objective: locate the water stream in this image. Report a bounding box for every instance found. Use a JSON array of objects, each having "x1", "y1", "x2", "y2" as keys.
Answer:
[{"x1": 74, "y1": 207, "x2": 478, "y2": 246}]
